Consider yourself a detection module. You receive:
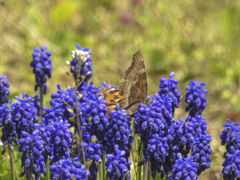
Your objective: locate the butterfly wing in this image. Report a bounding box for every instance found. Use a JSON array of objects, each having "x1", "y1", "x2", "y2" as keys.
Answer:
[{"x1": 119, "y1": 51, "x2": 148, "y2": 115}]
